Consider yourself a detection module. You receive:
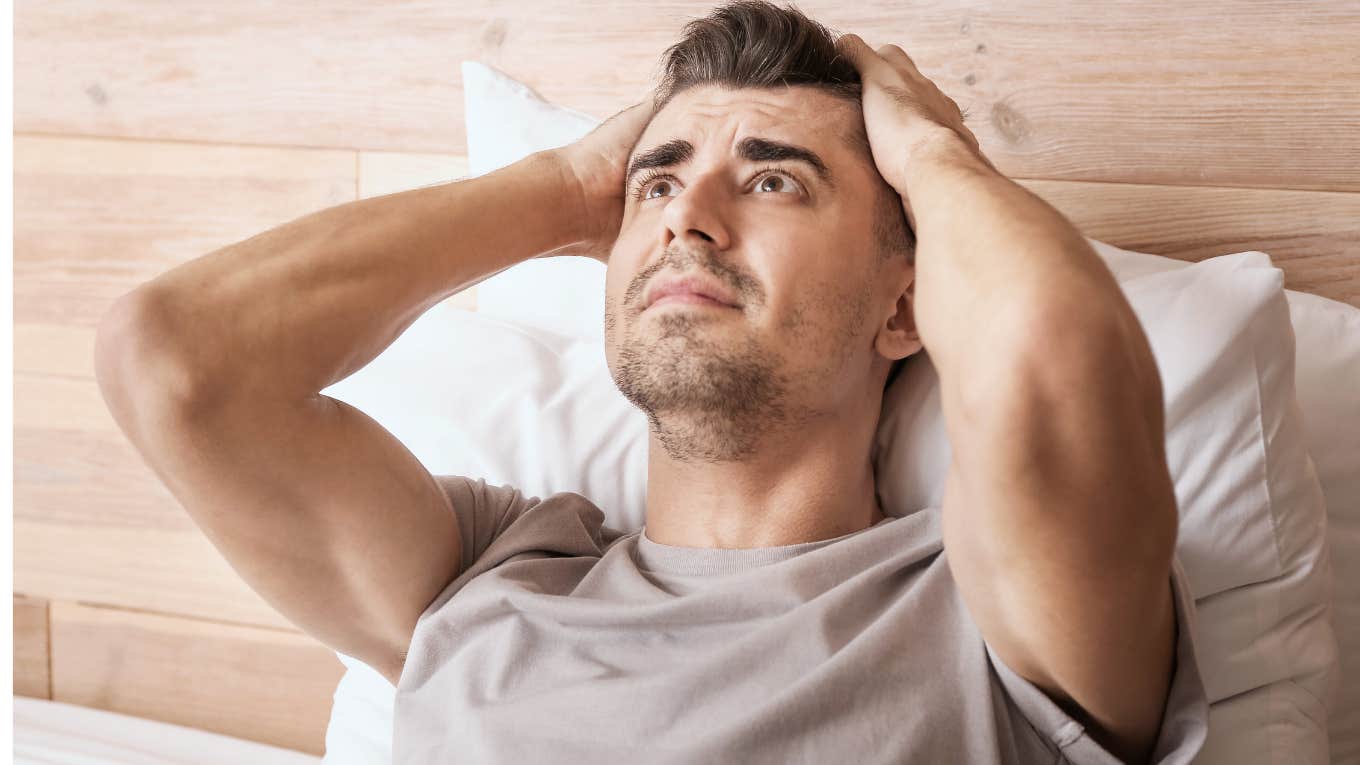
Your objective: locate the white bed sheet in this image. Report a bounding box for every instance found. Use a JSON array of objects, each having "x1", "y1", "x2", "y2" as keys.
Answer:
[{"x1": 14, "y1": 696, "x2": 323, "y2": 765}]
